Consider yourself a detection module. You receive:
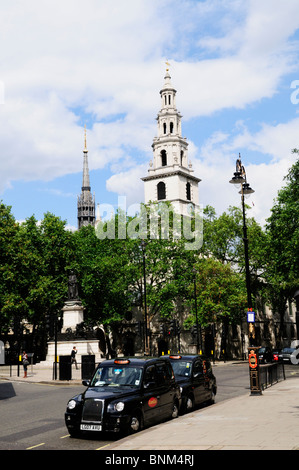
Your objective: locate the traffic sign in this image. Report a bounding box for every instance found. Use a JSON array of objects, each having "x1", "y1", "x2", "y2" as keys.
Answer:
[{"x1": 247, "y1": 311, "x2": 255, "y2": 322}]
